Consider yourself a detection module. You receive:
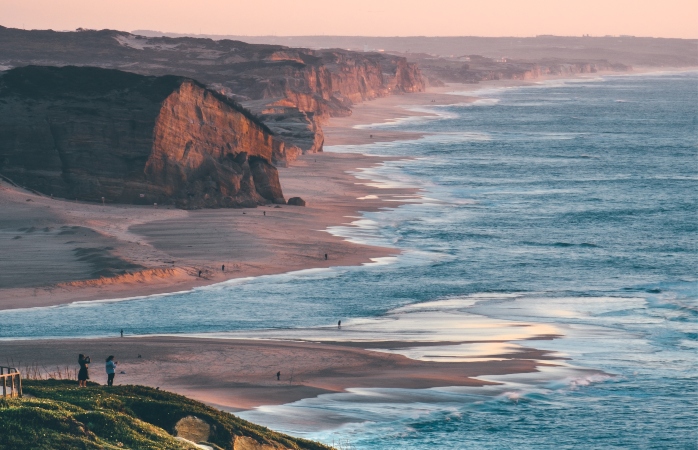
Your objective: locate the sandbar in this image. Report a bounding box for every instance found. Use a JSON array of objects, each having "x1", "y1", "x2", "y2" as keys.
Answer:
[{"x1": 0, "y1": 336, "x2": 567, "y2": 410}]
